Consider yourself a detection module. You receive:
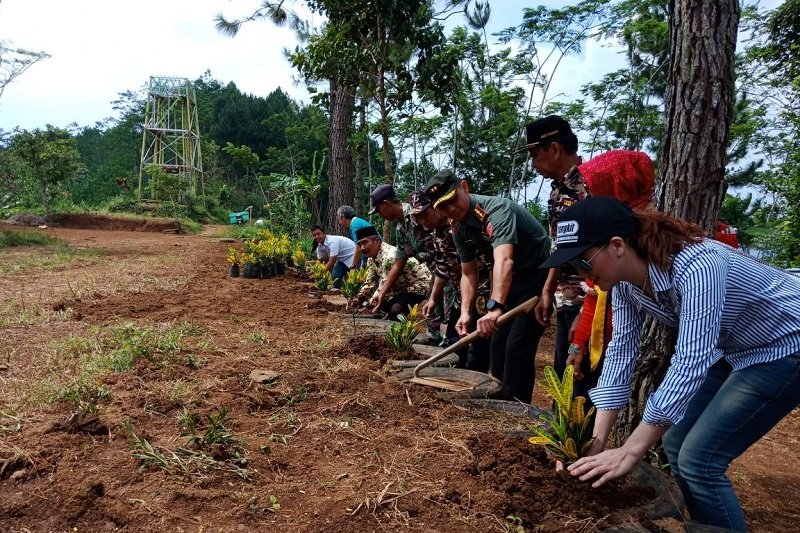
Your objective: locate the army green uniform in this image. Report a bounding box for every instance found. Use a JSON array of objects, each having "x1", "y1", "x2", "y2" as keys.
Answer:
[{"x1": 453, "y1": 194, "x2": 551, "y2": 402}]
